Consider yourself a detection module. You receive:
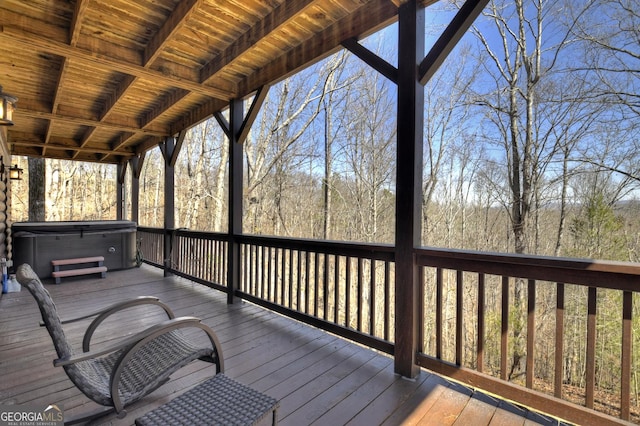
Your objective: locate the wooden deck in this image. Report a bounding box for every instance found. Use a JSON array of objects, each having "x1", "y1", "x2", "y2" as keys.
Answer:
[{"x1": 0, "y1": 266, "x2": 566, "y2": 425}]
